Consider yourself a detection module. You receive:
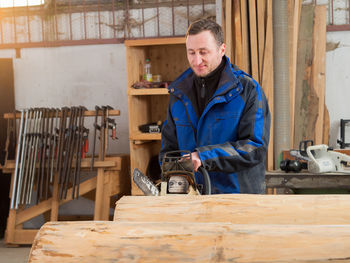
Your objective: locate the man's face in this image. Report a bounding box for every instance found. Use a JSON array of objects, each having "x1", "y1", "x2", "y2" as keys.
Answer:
[{"x1": 186, "y1": 30, "x2": 226, "y2": 77}]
